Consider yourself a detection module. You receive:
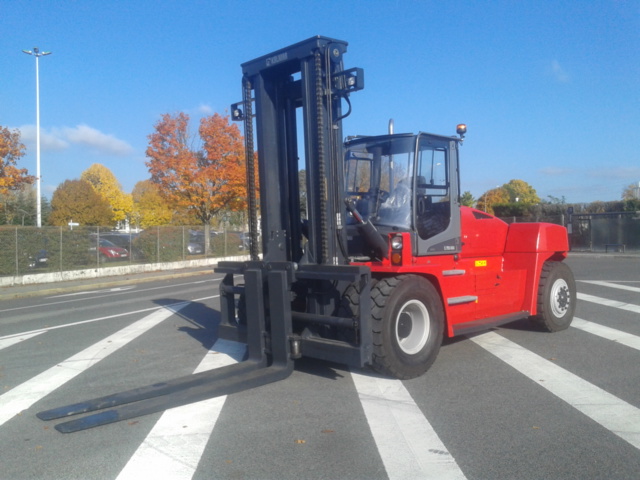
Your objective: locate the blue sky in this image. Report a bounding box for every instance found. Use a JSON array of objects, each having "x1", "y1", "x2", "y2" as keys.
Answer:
[{"x1": 2, "y1": 0, "x2": 639, "y2": 204}]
